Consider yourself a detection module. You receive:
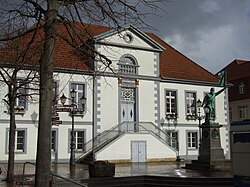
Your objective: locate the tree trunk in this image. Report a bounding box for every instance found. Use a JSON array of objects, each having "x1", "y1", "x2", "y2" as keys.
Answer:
[
  {"x1": 35, "y1": 1, "x2": 58, "y2": 186},
  {"x1": 6, "y1": 95, "x2": 16, "y2": 183}
]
